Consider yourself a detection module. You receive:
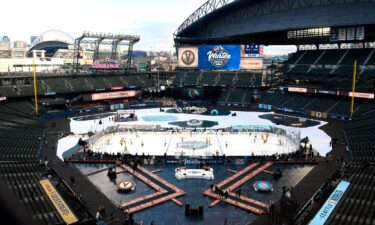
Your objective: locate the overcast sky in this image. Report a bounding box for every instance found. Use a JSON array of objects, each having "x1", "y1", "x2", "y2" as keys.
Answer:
[{"x1": 1, "y1": 0, "x2": 296, "y2": 55}]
